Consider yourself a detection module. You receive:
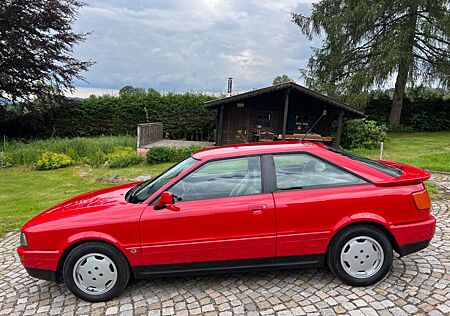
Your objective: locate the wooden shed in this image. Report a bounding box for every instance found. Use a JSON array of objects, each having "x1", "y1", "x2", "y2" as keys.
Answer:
[{"x1": 204, "y1": 82, "x2": 364, "y2": 146}]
